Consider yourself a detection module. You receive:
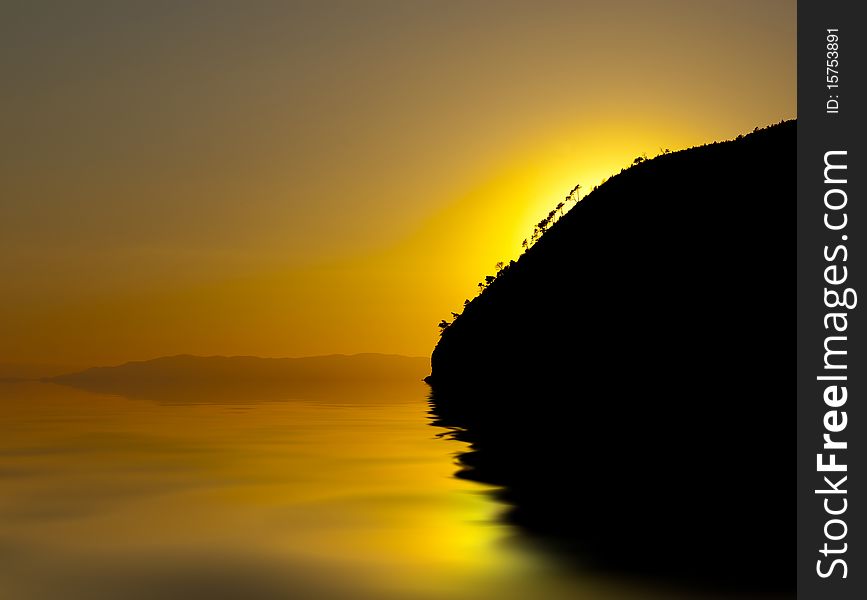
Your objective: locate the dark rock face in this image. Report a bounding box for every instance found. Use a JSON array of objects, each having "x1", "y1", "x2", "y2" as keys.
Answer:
[{"x1": 428, "y1": 121, "x2": 795, "y2": 593}]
